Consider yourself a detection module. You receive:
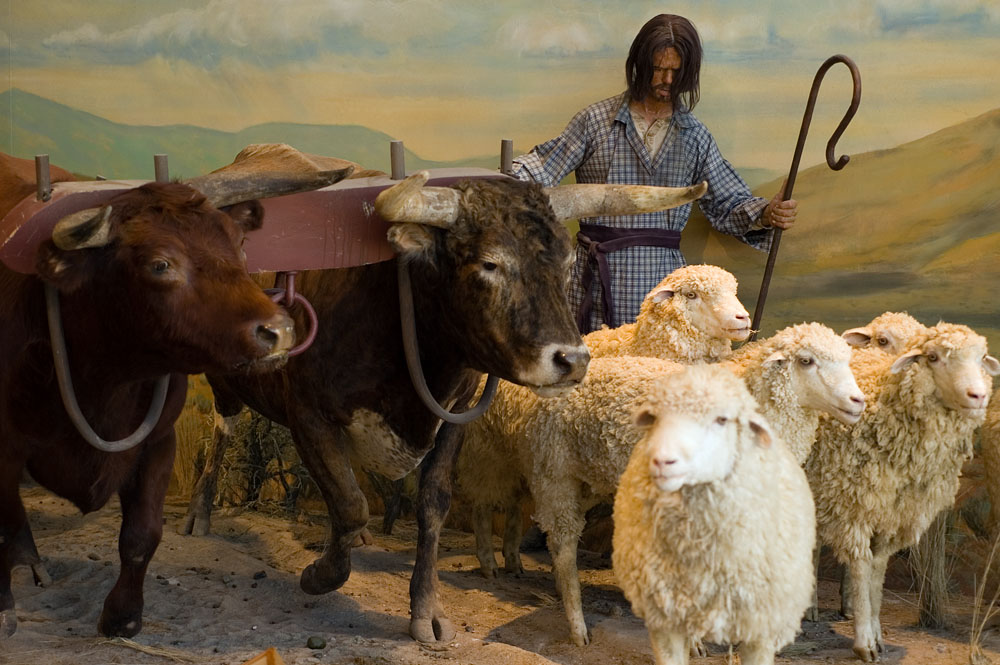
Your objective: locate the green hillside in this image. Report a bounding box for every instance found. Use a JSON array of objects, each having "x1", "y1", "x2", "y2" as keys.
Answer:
[
  {"x1": 683, "y1": 107, "x2": 1000, "y2": 349},
  {"x1": 0, "y1": 89, "x2": 497, "y2": 179}
]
